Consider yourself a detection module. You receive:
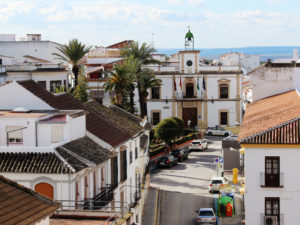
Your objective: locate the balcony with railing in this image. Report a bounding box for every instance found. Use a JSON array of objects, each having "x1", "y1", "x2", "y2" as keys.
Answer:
[
  {"x1": 261, "y1": 214, "x2": 284, "y2": 225},
  {"x1": 260, "y1": 172, "x2": 284, "y2": 188},
  {"x1": 83, "y1": 184, "x2": 114, "y2": 210}
]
